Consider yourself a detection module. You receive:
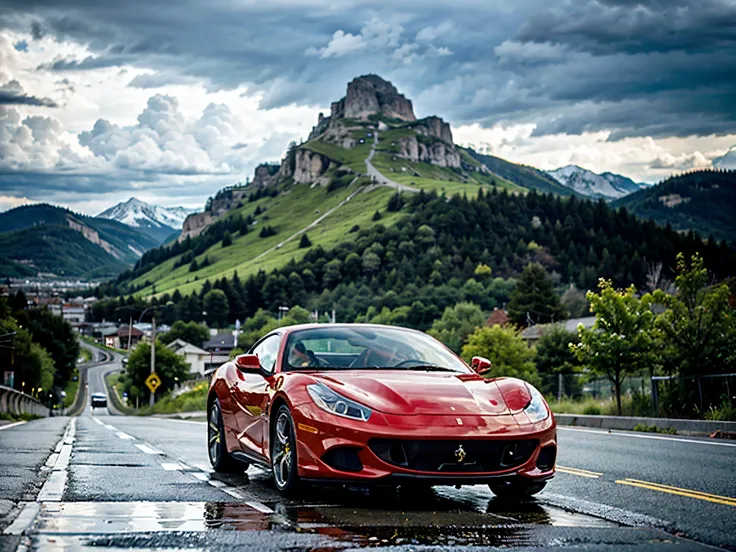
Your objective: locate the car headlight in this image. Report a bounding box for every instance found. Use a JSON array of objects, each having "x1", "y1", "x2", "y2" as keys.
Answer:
[
  {"x1": 524, "y1": 385, "x2": 549, "y2": 422},
  {"x1": 306, "y1": 383, "x2": 372, "y2": 422}
]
